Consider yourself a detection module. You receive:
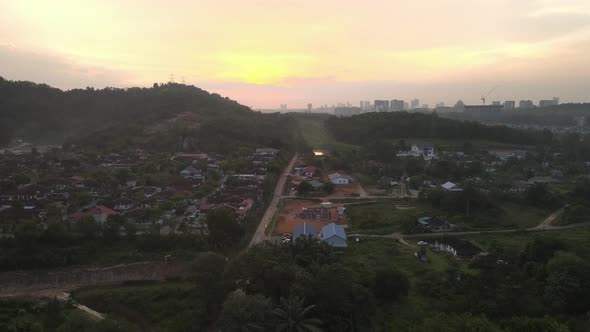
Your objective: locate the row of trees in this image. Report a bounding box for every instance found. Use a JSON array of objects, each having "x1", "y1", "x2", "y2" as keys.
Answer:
[{"x1": 325, "y1": 112, "x2": 552, "y2": 146}]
